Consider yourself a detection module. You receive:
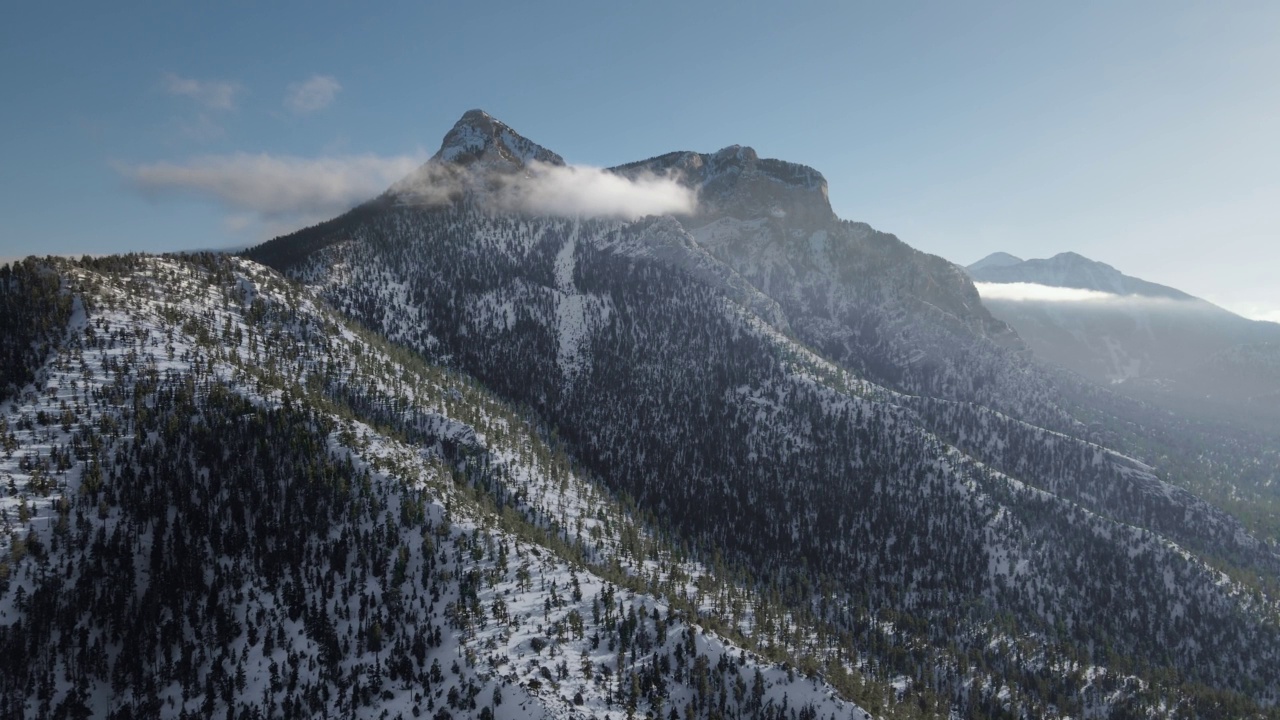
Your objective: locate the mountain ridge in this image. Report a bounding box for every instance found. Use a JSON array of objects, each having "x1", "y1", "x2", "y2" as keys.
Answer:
[
  {"x1": 968, "y1": 250, "x2": 1194, "y2": 300},
  {"x1": 3, "y1": 109, "x2": 1278, "y2": 719},
  {"x1": 240, "y1": 111, "x2": 1280, "y2": 716},
  {"x1": 968, "y1": 249, "x2": 1280, "y2": 412}
]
